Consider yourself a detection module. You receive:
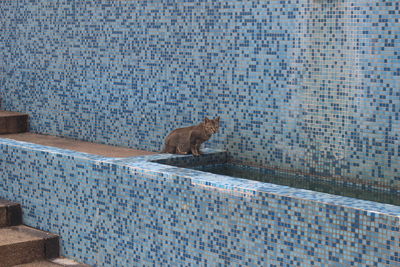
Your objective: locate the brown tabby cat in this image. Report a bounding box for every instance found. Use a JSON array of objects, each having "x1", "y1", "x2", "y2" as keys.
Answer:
[{"x1": 162, "y1": 117, "x2": 220, "y2": 156}]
